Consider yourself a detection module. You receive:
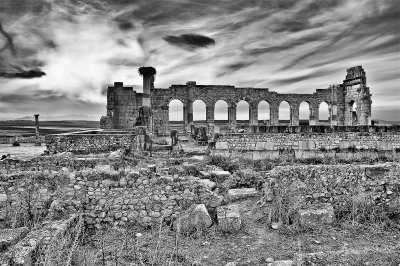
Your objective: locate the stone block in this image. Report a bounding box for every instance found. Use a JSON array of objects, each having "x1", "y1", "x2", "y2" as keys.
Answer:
[
  {"x1": 215, "y1": 141, "x2": 228, "y2": 150},
  {"x1": 211, "y1": 170, "x2": 231, "y2": 182},
  {"x1": 198, "y1": 179, "x2": 217, "y2": 190},
  {"x1": 199, "y1": 171, "x2": 211, "y2": 179},
  {"x1": 175, "y1": 204, "x2": 212, "y2": 234},
  {"x1": 228, "y1": 188, "x2": 258, "y2": 202},
  {"x1": 217, "y1": 204, "x2": 241, "y2": 232},
  {"x1": 298, "y1": 203, "x2": 335, "y2": 227}
]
